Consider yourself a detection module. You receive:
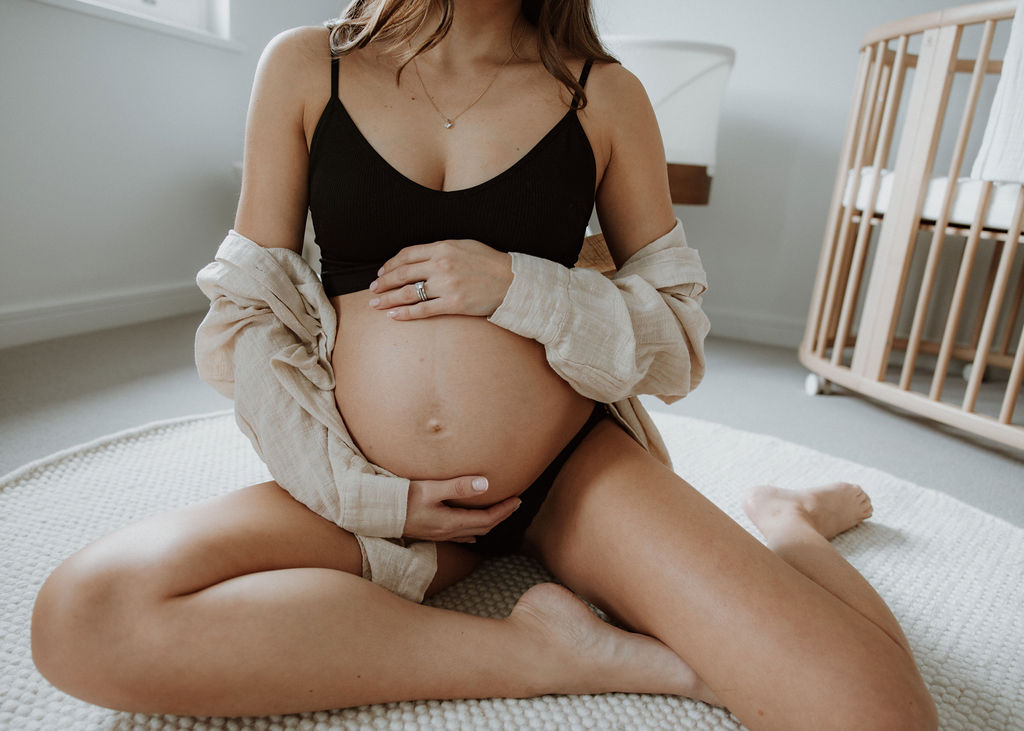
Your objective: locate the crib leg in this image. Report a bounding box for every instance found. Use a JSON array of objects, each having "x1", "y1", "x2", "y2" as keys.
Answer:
[{"x1": 804, "y1": 373, "x2": 834, "y2": 396}]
